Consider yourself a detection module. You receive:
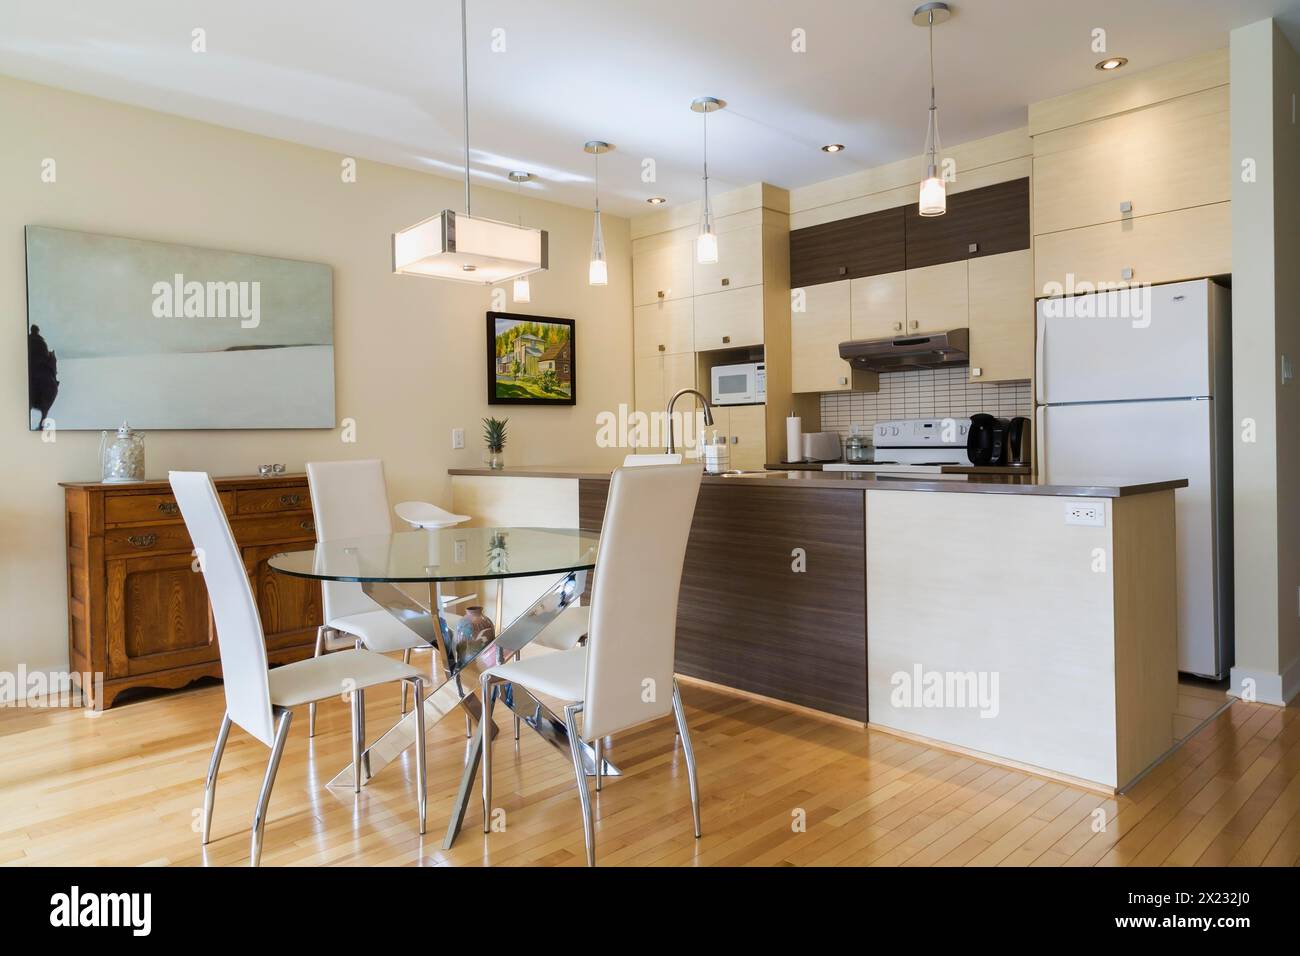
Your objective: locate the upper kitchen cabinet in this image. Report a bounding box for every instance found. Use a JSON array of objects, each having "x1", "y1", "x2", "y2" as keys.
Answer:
[
  {"x1": 903, "y1": 178, "x2": 1030, "y2": 270},
  {"x1": 905, "y1": 261, "x2": 967, "y2": 335},
  {"x1": 849, "y1": 271, "x2": 907, "y2": 341},
  {"x1": 791, "y1": 279, "x2": 875, "y2": 394},
  {"x1": 789, "y1": 207, "x2": 905, "y2": 289},
  {"x1": 693, "y1": 284, "x2": 765, "y2": 351},
  {"x1": 1029, "y1": 48, "x2": 1230, "y2": 294},
  {"x1": 633, "y1": 298, "x2": 694, "y2": 359},
  {"x1": 1032, "y1": 87, "x2": 1229, "y2": 236},
  {"x1": 632, "y1": 231, "x2": 694, "y2": 306},
  {"x1": 693, "y1": 211, "x2": 764, "y2": 294},
  {"x1": 967, "y1": 250, "x2": 1034, "y2": 383}
]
